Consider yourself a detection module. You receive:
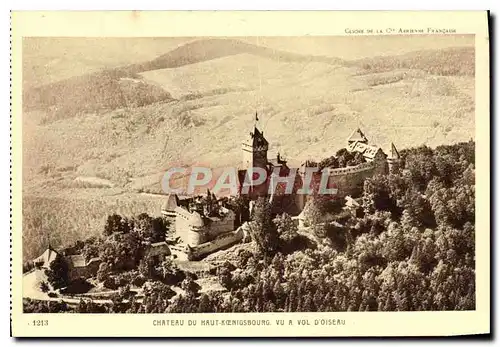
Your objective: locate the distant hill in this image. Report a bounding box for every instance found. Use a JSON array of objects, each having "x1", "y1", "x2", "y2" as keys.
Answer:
[
  {"x1": 351, "y1": 47, "x2": 475, "y2": 76},
  {"x1": 23, "y1": 38, "x2": 345, "y2": 121},
  {"x1": 125, "y1": 38, "x2": 345, "y2": 72},
  {"x1": 23, "y1": 68, "x2": 173, "y2": 122},
  {"x1": 23, "y1": 39, "x2": 474, "y2": 122}
]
